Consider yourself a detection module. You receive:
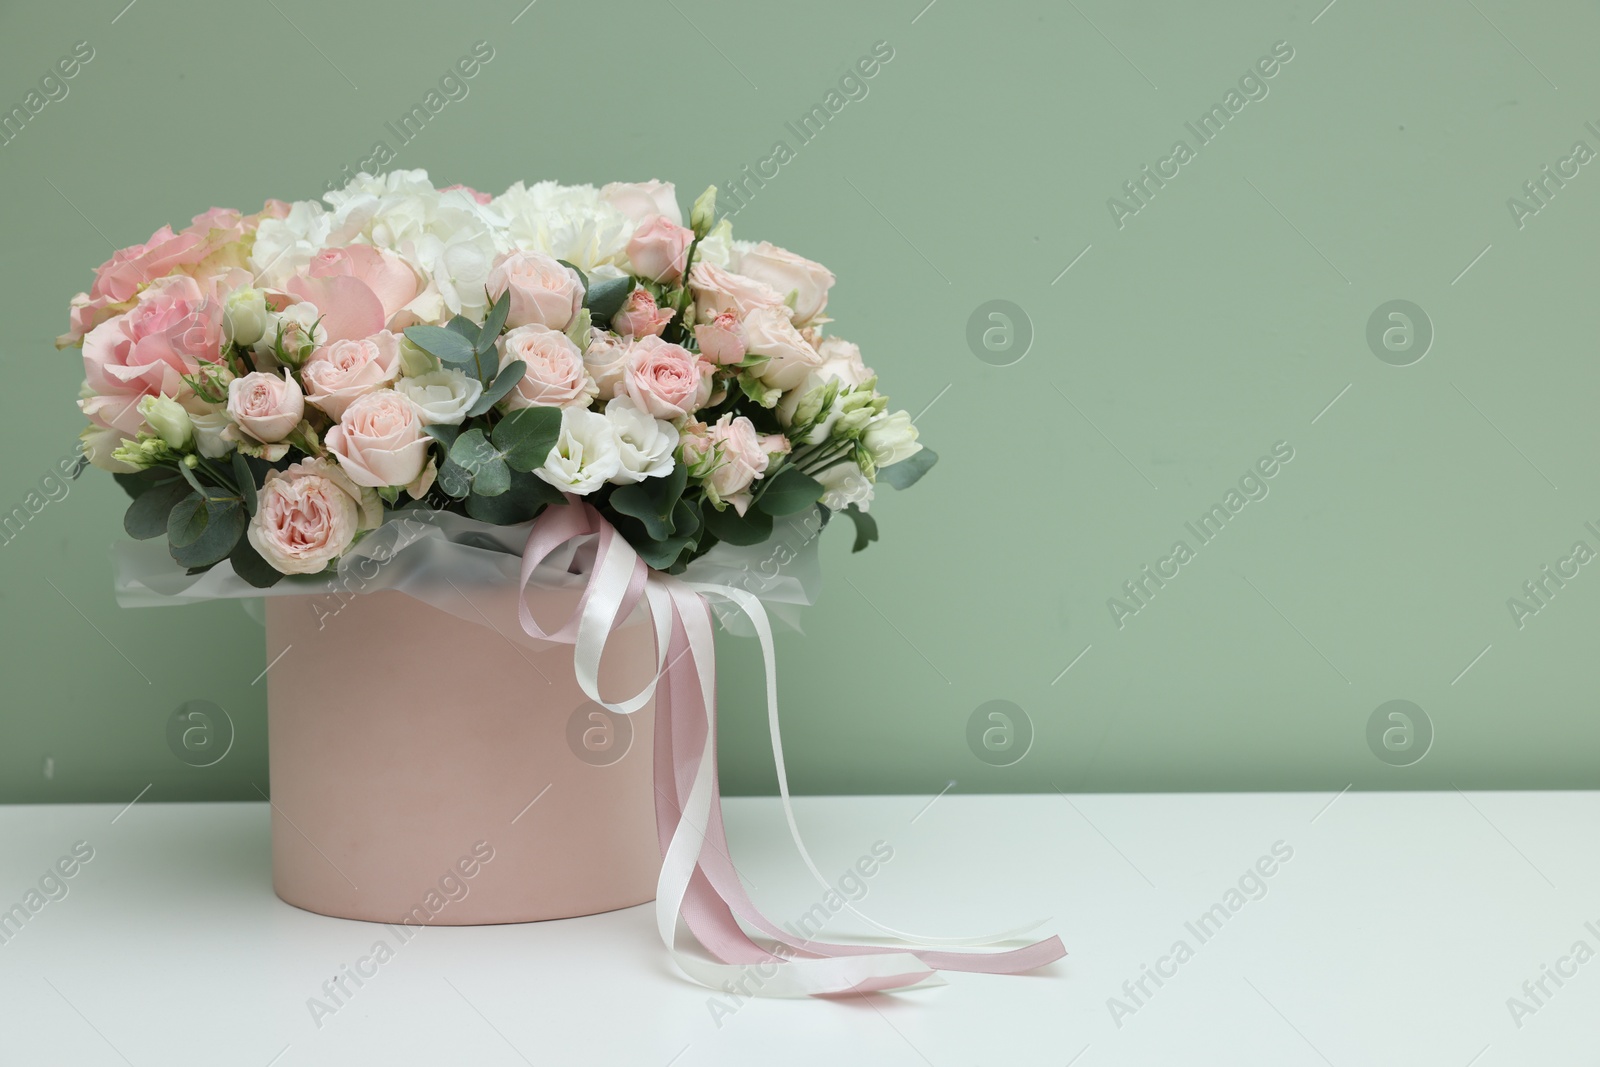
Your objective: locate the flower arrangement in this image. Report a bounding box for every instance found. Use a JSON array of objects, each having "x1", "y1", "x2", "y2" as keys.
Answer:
[{"x1": 59, "y1": 171, "x2": 935, "y2": 583}]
